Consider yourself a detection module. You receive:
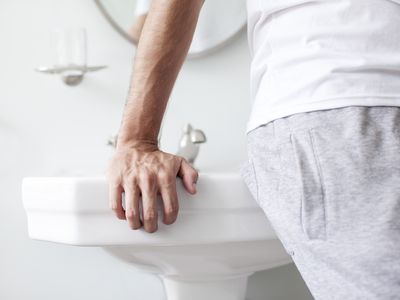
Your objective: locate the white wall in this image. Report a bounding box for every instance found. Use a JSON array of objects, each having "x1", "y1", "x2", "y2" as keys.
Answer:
[{"x1": 0, "y1": 0, "x2": 312, "y2": 299}]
